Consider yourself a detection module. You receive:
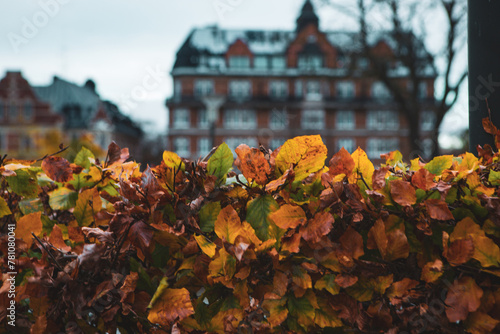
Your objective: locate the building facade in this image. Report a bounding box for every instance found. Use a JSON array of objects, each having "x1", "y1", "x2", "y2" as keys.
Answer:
[
  {"x1": 0, "y1": 71, "x2": 63, "y2": 159},
  {"x1": 166, "y1": 0, "x2": 436, "y2": 160}
]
